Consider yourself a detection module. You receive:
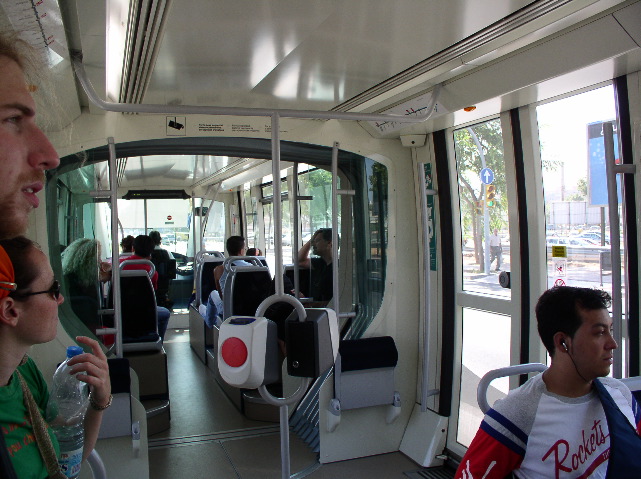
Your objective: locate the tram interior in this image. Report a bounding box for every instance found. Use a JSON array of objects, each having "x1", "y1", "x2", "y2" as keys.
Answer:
[{"x1": 3, "y1": 0, "x2": 641, "y2": 477}]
